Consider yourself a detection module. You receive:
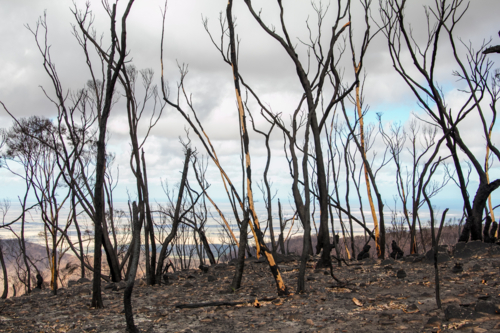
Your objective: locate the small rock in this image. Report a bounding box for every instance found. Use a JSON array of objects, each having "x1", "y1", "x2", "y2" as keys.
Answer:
[
  {"x1": 305, "y1": 319, "x2": 314, "y2": 326},
  {"x1": 380, "y1": 259, "x2": 394, "y2": 265},
  {"x1": 471, "y1": 264, "x2": 482, "y2": 272},
  {"x1": 424, "y1": 316, "x2": 441, "y2": 328},
  {"x1": 116, "y1": 281, "x2": 127, "y2": 291},
  {"x1": 475, "y1": 300, "x2": 500, "y2": 314},
  {"x1": 451, "y1": 263, "x2": 463, "y2": 274},
  {"x1": 362, "y1": 258, "x2": 377, "y2": 265},
  {"x1": 472, "y1": 328, "x2": 488, "y2": 333},
  {"x1": 405, "y1": 303, "x2": 419, "y2": 313},
  {"x1": 444, "y1": 304, "x2": 481, "y2": 320},
  {"x1": 67, "y1": 280, "x2": 78, "y2": 288},
  {"x1": 104, "y1": 283, "x2": 116, "y2": 290},
  {"x1": 477, "y1": 295, "x2": 491, "y2": 300},
  {"x1": 425, "y1": 248, "x2": 450, "y2": 263},
  {"x1": 287, "y1": 313, "x2": 302, "y2": 321},
  {"x1": 396, "y1": 269, "x2": 406, "y2": 279}
]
